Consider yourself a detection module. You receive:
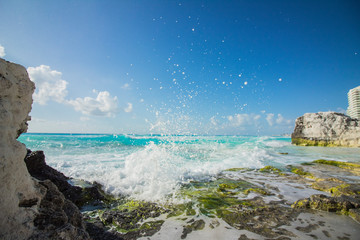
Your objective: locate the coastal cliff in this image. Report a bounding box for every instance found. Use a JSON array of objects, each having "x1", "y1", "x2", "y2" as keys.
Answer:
[
  {"x1": 0, "y1": 58, "x2": 43, "y2": 239},
  {"x1": 0, "y1": 58, "x2": 90, "y2": 240},
  {"x1": 291, "y1": 112, "x2": 360, "y2": 147}
]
